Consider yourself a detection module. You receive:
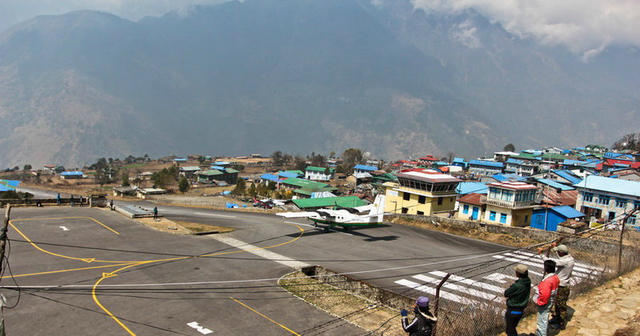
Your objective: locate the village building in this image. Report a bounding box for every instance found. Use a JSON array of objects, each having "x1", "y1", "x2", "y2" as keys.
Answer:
[
  {"x1": 483, "y1": 181, "x2": 538, "y2": 227},
  {"x1": 574, "y1": 175, "x2": 640, "y2": 225},
  {"x1": 530, "y1": 205, "x2": 585, "y2": 231},
  {"x1": 456, "y1": 193, "x2": 485, "y2": 221},
  {"x1": 304, "y1": 166, "x2": 334, "y2": 181},
  {"x1": 468, "y1": 160, "x2": 504, "y2": 176},
  {"x1": 384, "y1": 169, "x2": 460, "y2": 216},
  {"x1": 550, "y1": 169, "x2": 583, "y2": 185},
  {"x1": 278, "y1": 177, "x2": 336, "y2": 198},
  {"x1": 197, "y1": 168, "x2": 239, "y2": 185},
  {"x1": 136, "y1": 188, "x2": 167, "y2": 199},
  {"x1": 353, "y1": 164, "x2": 377, "y2": 178},
  {"x1": 60, "y1": 171, "x2": 84, "y2": 179},
  {"x1": 504, "y1": 158, "x2": 537, "y2": 176},
  {"x1": 179, "y1": 166, "x2": 201, "y2": 178}
]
